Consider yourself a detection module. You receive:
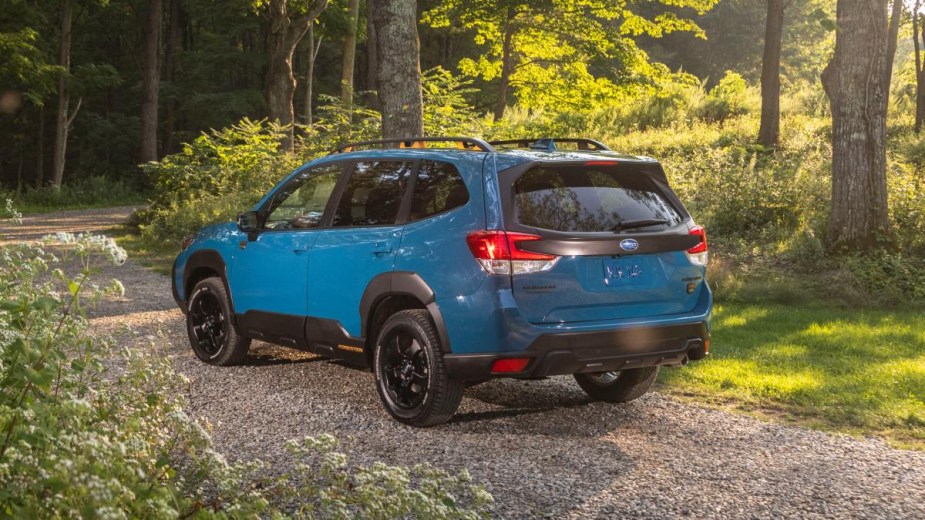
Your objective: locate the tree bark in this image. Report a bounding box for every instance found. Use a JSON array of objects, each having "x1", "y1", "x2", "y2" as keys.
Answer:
[
  {"x1": 140, "y1": 0, "x2": 163, "y2": 165},
  {"x1": 493, "y1": 19, "x2": 515, "y2": 122},
  {"x1": 51, "y1": 0, "x2": 73, "y2": 188},
  {"x1": 264, "y1": 0, "x2": 328, "y2": 149},
  {"x1": 340, "y1": 0, "x2": 361, "y2": 108},
  {"x1": 366, "y1": 11, "x2": 380, "y2": 110},
  {"x1": 757, "y1": 0, "x2": 784, "y2": 147},
  {"x1": 302, "y1": 22, "x2": 321, "y2": 126},
  {"x1": 822, "y1": 0, "x2": 892, "y2": 250},
  {"x1": 35, "y1": 106, "x2": 44, "y2": 187},
  {"x1": 163, "y1": 0, "x2": 183, "y2": 153},
  {"x1": 370, "y1": 0, "x2": 423, "y2": 139}
]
